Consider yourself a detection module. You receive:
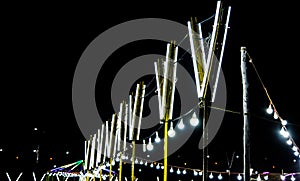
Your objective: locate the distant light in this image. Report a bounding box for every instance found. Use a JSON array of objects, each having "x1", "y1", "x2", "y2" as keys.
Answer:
[
  {"x1": 236, "y1": 155, "x2": 239, "y2": 159},
  {"x1": 218, "y1": 173, "x2": 223, "y2": 180},
  {"x1": 190, "y1": 112, "x2": 199, "y2": 126},
  {"x1": 49, "y1": 157, "x2": 53, "y2": 161},
  {"x1": 0, "y1": 148, "x2": 3, "y2": 152},
  {"x1": 291, "y1": 175, "x2": 296, "y2": 181},
  {"x1": 53, "y1": 165, "x2": 57, "y2": 168},
  {"x1": 34, "y1": 128, "x2": 38, "y2": 131},
  {"x1": 66, "y1": 151, "x2": 70, "y2": 155},
  {"x1": 177, "y1": 118, "x2": 185, "y2": 129},
  {"x1": 209, "y1": 173, "x2": 214, "y2": 179},
  {"x1": 237, "y1": 174, "x2": 242, "y2": 180},
  {"x1": 16, "y1": 156, "x2": 19, "y2": 160},
  {"x1": 138, "y1": 169, "x2": 142, "y2": 172},
  {"x1": 266, "y1": 104, "x2": 273, "y2": 114},
  {"x1": 293, "y1": 159, "x2": 296, "y2": 163},
  {"x1": 168, "y1": 122, "x2": 176, "y2": 137},
  {"x1": 169, "y1": 167, "x2": 174, "y2": 173},
  {"x1": 287, "y1": 139, "x2": 293, "y2": 145},
  {"x1": 147, "y1": 138, "x2": 154, "y2": 151},
  {"x1": 155, "y1": 131, "x2": 161, "y2": 143},
  {"x1": 281, "y1": 120, "x2": 287, "y2": 126},
  {"x1": 273, "y1": 112, "x2": 279, "y2": 119},
  {"x1": 33, "y1": 149, "x2": 37, "y2": 153}
]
